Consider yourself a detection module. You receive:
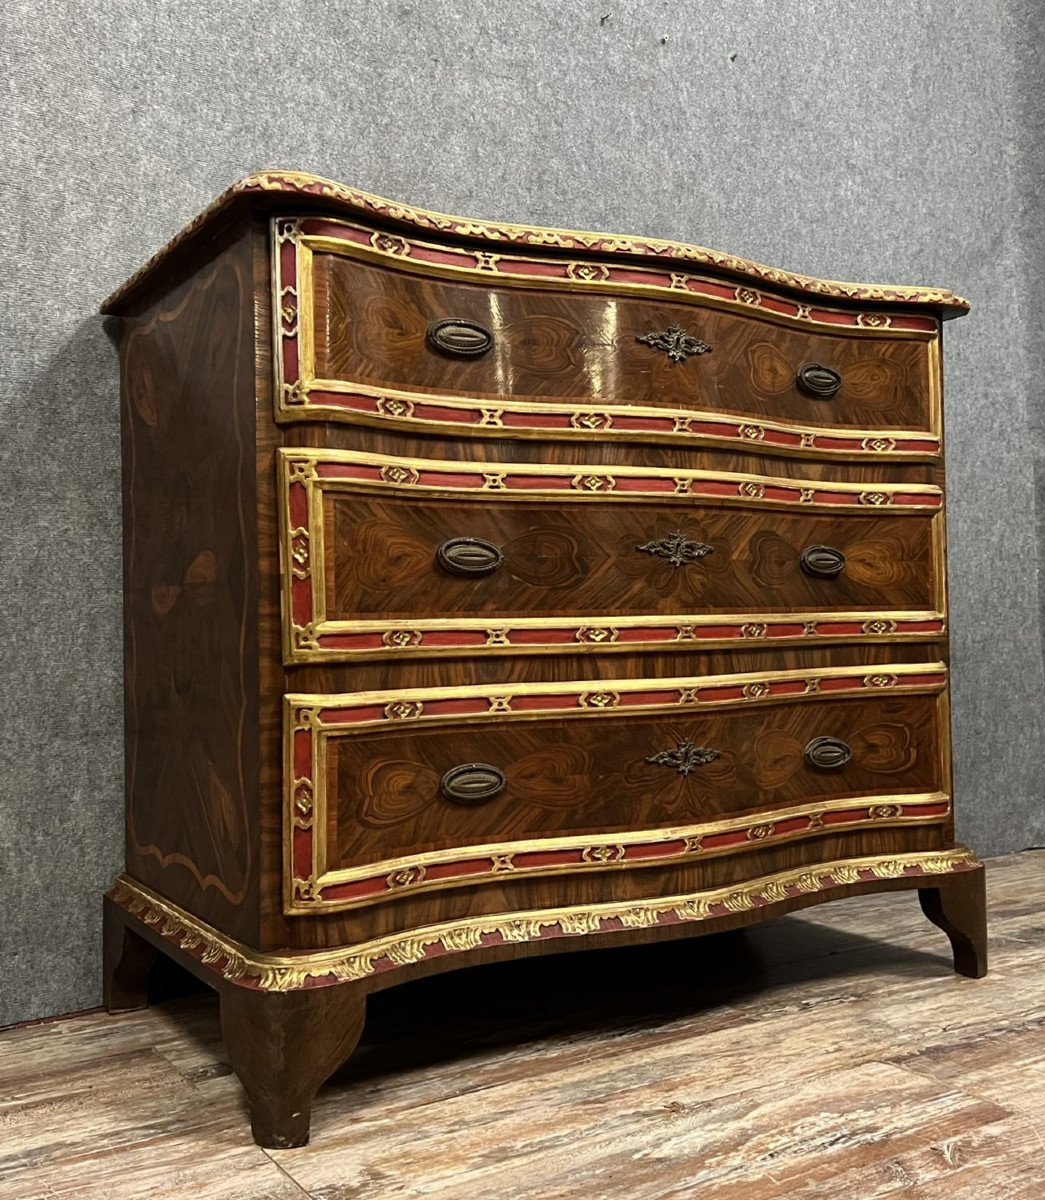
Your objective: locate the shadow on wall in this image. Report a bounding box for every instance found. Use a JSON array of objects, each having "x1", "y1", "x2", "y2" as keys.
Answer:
[{"x1": 0, "y1": 312, "x2": 125, "y2": 1027}]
